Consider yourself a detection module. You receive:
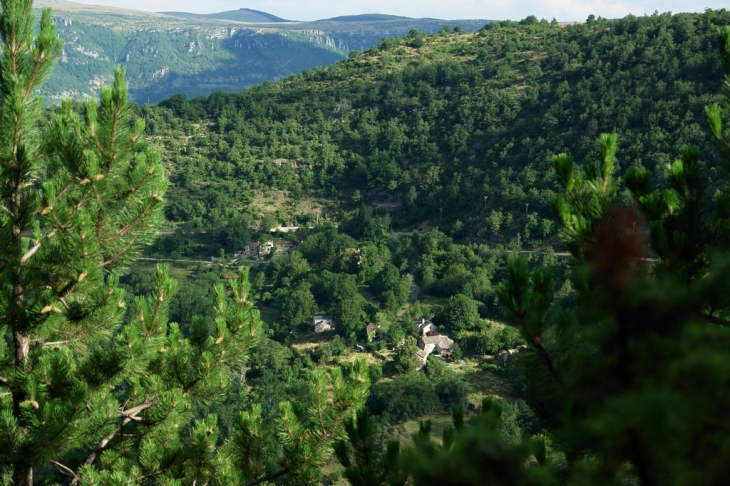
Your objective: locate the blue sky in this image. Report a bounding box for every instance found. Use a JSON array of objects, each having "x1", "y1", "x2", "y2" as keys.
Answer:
[{"x1": 72, "y1": 0, "x2": 727, "y2": 22}]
